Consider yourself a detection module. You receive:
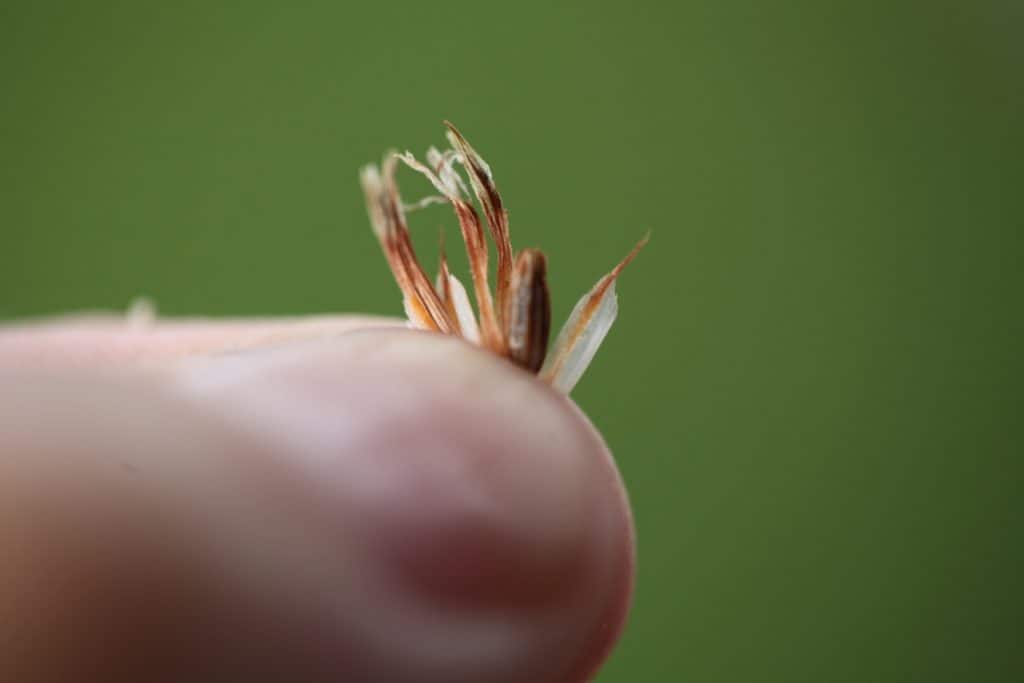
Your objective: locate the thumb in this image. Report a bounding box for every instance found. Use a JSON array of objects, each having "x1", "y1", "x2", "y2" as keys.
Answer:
[{"x1": 1, "y1": 329, "x2": 634, "y2": 682}]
